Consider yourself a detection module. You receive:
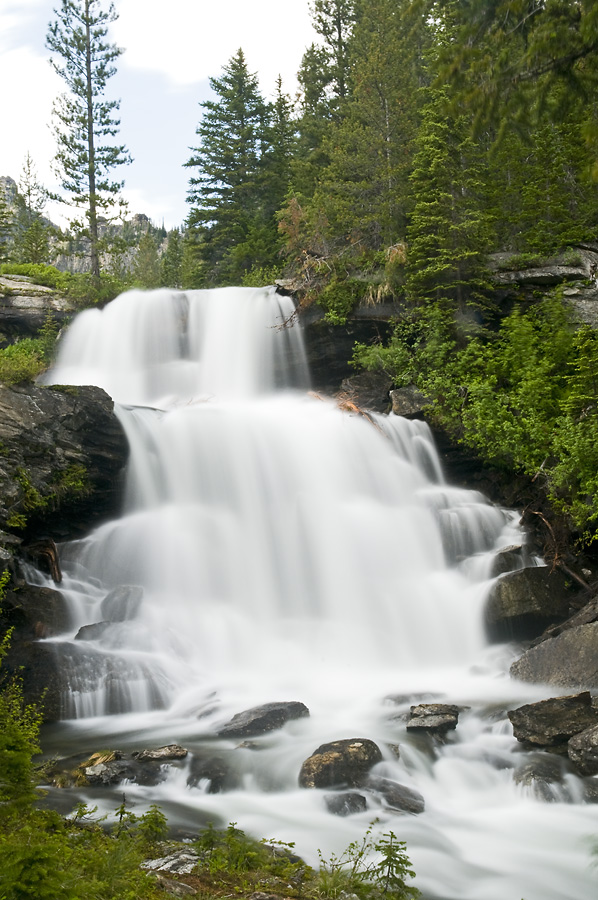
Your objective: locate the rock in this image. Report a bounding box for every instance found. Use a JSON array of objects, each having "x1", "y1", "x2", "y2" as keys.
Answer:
[
  {"x1": 507, "y1": 692, "x2": 598, "y2": 747},
  {"x1": 510, "y1": 622, "x2": 598, "y2": 688},
  {"x1": 365, "y1": 775, "x2": 425, "y2": 814},
  {"x1": 1, "y1": 582, "x2": 69, "y2": 640},
  {"x1": 100, "y1": 584, "x2": 143, "y2": 622},
  {"x1": 141, "y1": 849, "x2": 200, "y2": 875},
  {"x1": 568, "y1": 724, "x2": 598, "y2": 776},
  {"x1": 324, "y1": 791, "x2": 367, "y2": 817},
  {"x1": 0, "y1": 383, "x2": 128, "y2": 542},
  {"x1": 217, "y1": 701, "x2": 310, "y2": 738},
  {"x1": 406, "y1": 703, "x2": 460, "y2": 735},
  {"x1": 186, "y1": 755, "x2": 239, "y2": 793},
  {"x1": 485, "y1": 566, "x2": 573, "y2": 642},
  {"x1": 298, "y1": 738, "x2": 383, "y2": 789},
  {"x1": 489, "y1": 545, "x2": 525, "y2": 578},
  {"x1": 0, "y1": 276, "x2": 74, "y2": 338},
  {"x1": 389, "y1": 385, "x2": 429, "y2": 418},
  {"x1": 338, "y1": 371, "x2": 392, "y2": 413},
  {"x1": 154, "y1": 875, "x2": 197, "y2": 897},
  {"x1": 133, "y1": 744, "x2": 188, "y2": 761},
  {"x1": 3, "y1": 639, "x2": 63, "y2": 720},
  {"x1": 74, "y1": 621, "x2": 112, "y2": 641},
  {"x1": 512, "y1": 751, "x2": 575, "y2": 798},
  {"x1": 531, "y1": 595, "x2": 598, "y2": 647}
]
